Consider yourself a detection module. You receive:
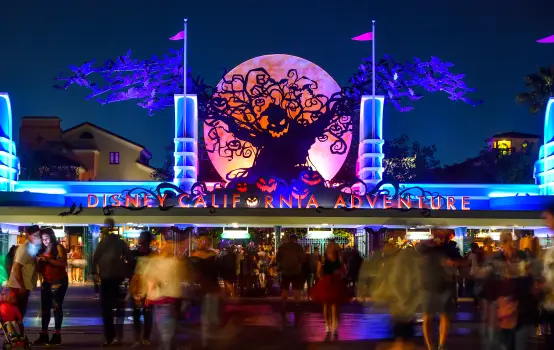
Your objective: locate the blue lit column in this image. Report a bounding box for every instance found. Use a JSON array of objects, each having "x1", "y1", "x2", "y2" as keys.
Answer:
[
  {"x1": 0, "y1": 93, "x2": 19, "y2": 192},
  {"x1": 87, "y1": 225, "x2": 100, "y2": 279},
  {"x1": 535, "y1": 98, "x2": 554, "y2": 194},
  {"x1": 454, "y1": 227, "x2": 467, "y2": 255},
  {"x1": 173, "y1": 94, "x2": 198, "y2": 191},
  {"x1": 357, "y1": 95, "x2": 385, "y2": 188}
]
